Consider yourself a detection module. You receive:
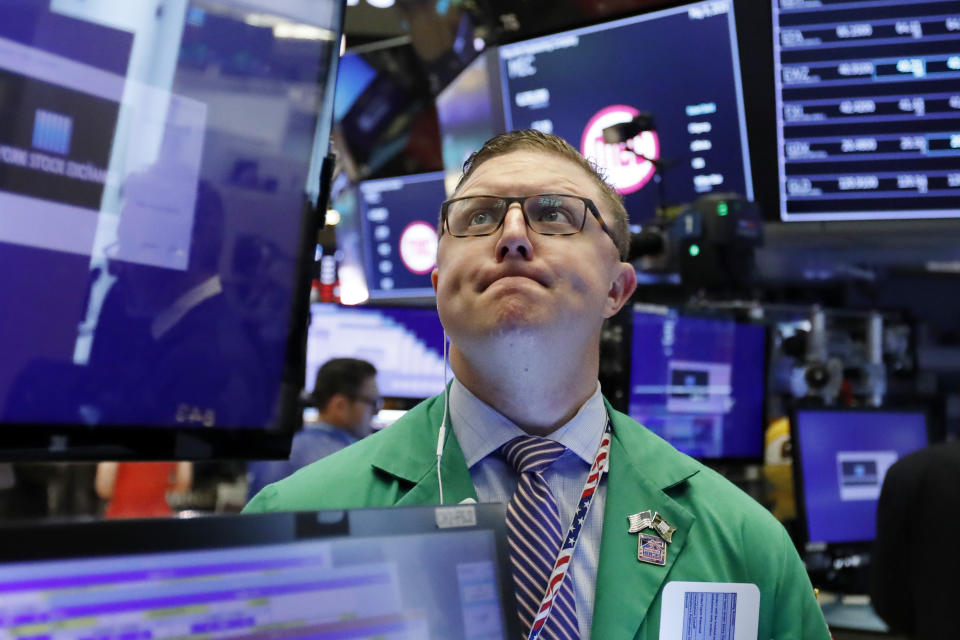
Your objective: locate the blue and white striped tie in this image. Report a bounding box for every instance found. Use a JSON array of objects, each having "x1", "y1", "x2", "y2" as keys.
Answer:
[{"x1": 500, "y1": 436, "x2": 580, "y2": 640}]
